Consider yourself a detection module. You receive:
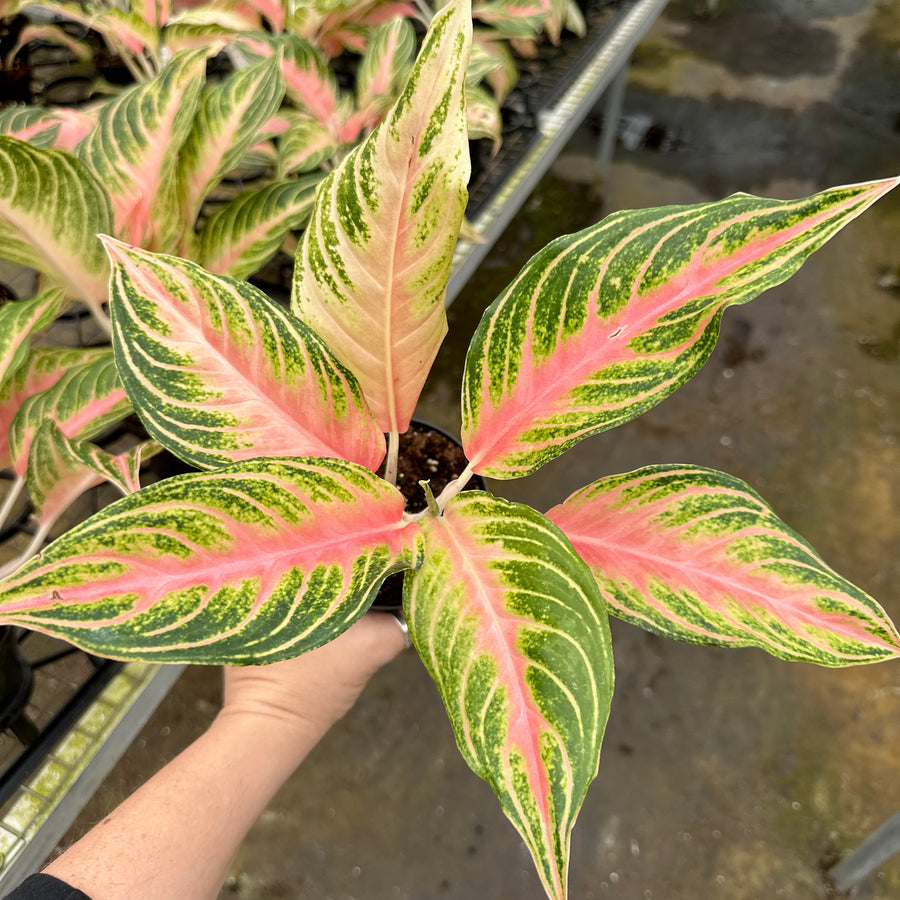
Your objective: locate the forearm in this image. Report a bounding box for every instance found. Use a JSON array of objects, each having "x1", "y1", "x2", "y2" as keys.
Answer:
[
  {"x1": 40, "y1": 615, "x2": 407, "y2": 900},
  {"x1": 43, "y1": 711, "x2": 325, "y2": 900}
]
